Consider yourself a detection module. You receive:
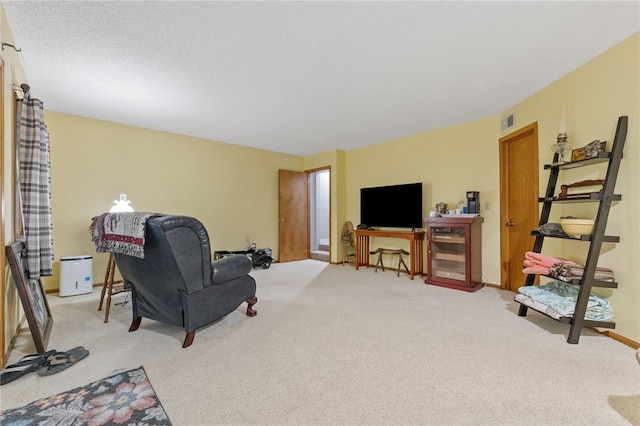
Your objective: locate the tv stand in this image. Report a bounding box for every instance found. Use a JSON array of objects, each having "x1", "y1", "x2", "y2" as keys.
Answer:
[{"x1": 355, "y1": 229, "x2": 425, "y2": 279}]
